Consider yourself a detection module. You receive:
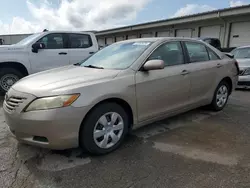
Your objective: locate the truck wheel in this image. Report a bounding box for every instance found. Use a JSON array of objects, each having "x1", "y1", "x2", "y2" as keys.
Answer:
[{"x1": 0, "y1": 68, "x2": 24, "y2": 93}]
